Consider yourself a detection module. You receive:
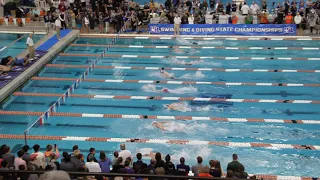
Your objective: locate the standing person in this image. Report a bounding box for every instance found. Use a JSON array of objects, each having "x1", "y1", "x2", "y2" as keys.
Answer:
[
  {"x1": 76, "y1": 14, "x2": 82, "y2": 33},
  {"x1": 295, "y1": 12, "x2": 303, "y2": 35},
  {"x1": 111, "y1": 151, "x2": 119, "y2": 167},
  {"x1": 277, "y1": 6, "x2": 284, "y2": 24},
  {"x1": 133, "y1": 153, "x2": 147, "y2": 173},
  {"x1": 1, "y1": 146, "x2": 15, "y2": 168},
  {"x1": 98, "y1": 151, "x2": 111, "y2": 173},
  {"x1": 174, "y1": 13, "x2": 181, "y2": 36},
  {"x1": 227, "y1": 154, "x2": 243, "y2": 173},
  {"x1": 209, "y1": 160, "x2": 222, "y2": 177},
  {"x1": 191, "y1": 156, "x2": 203, "y2": 177},
  {"x1": 59, "y1": 12, "x2": 66, "y2": 29},
  {"x1": 31, "y1": 144, "x2": 45, "y2": 169},
  {"x1": 241, "y1": 2, "x2": 250, "y2": 15},
  {"x1": 60, "y1": 152, "x2": 75, "y2": 172},
  {"x1": 118, "y1": 144, "x2": 133, "y2": 164},
  {"x1": 55, "y1": 18, "x2": 61, "y2": 40},
  {"x1": 26, "y1": 34, "x2": 35, "y2": 61},
  {"x1": 285, "y1": 11, "x2": 294, "y2": 24},
  {"x1": 250, "y1": 2, "x2": 260, "y2": 15},
  {"x1": 44, "y1": 11, "x2": 50, "y2": 34},
  {"x1": 21, "y1": 145, "x2": 30, "y2": 165},
  {"x1": 176, "y1": 157, "x2": 190, "y2": 176},
  {"x1": 231, "y1": 1, "x2": 237, "y2": 13},
  {"x1": 71, "y1": 10, "x2": 76, "y2": 29},
  {"x1": 308, "y1": 9, "x2": 318, "y2": 34},
  {"x1": 84, "y1": 14, "x2": 90, "y2": 33},
  {"x1": 87, "y1": 148, "x2": 97, "y2": 163}
]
